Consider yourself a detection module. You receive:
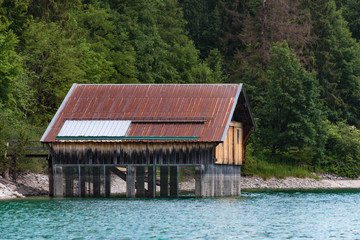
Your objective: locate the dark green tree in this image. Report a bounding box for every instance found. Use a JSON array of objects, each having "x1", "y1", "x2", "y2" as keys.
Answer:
[
  {"x1": 308, "y1": 0, "x2": 360, "y2": 127},
  {"x1": 22, "y1": 20, "x2": 114, "y2": 124},
  {"x1": 325, "y1": 121, "x2": 360, "y2": 178},
  {"x1": 337, "y1": 0, "x2": 360, "y2": 40},
  {"x1": 0, "y1": 24, "x2": 22, "y2": 104},
  {"x1": 258, "y1": 42, "x2": 324, "y2": 153},
  {"x1": 73, "y1": 1, "x2": 138, "y2": 83}
]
